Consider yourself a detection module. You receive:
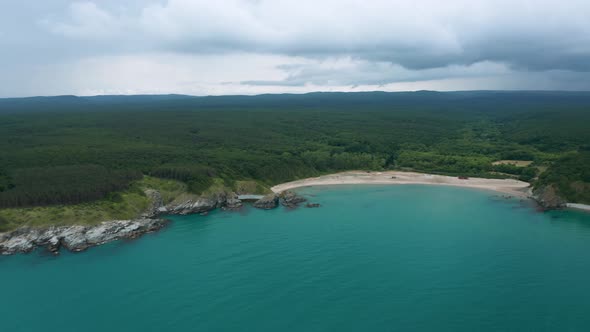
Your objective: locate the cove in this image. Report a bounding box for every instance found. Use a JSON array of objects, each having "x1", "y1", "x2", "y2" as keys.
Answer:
[{"x1": 2, "y1": 185, "x2": 590, "y2": 332}]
